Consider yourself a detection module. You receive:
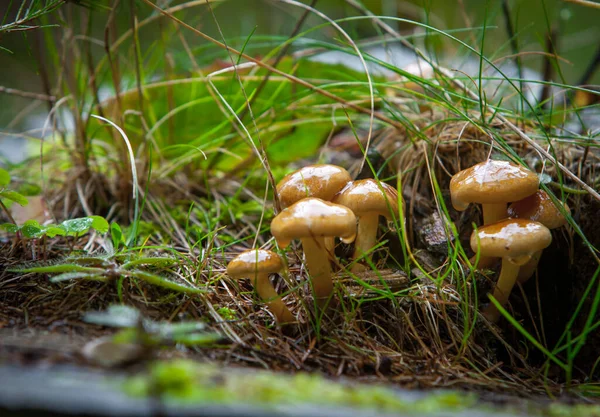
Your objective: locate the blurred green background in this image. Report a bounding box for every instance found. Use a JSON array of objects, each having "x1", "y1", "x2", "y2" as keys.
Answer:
[{"x1": 0, "y1": 0, "x2": 598, "y2": 136}]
